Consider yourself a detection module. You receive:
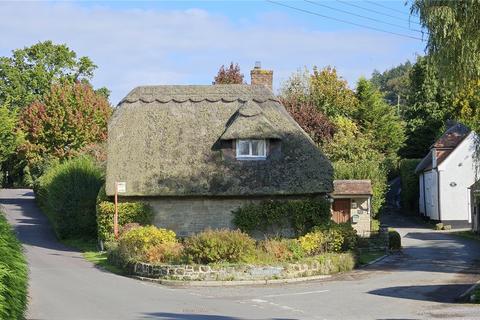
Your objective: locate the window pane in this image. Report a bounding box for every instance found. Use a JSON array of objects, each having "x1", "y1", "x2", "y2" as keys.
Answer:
[
  {"x1": 238, "y1": 140, "x2": 250, "y2": 156},
  {"x1": 251, "y1": 140, "x2": 265, "y2": 156}
]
